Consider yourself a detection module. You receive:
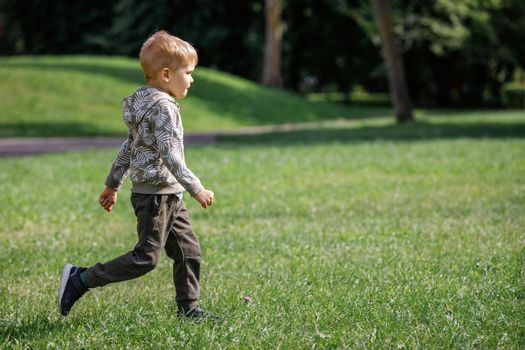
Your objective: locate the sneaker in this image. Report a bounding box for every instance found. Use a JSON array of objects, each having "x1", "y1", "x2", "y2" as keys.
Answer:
[
  {"x1": 178, "y1": 307, "x2": 223, "y2": 322},
  {"x1": 57, "y1": 263, "x2": 88, "y2": 316}
]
